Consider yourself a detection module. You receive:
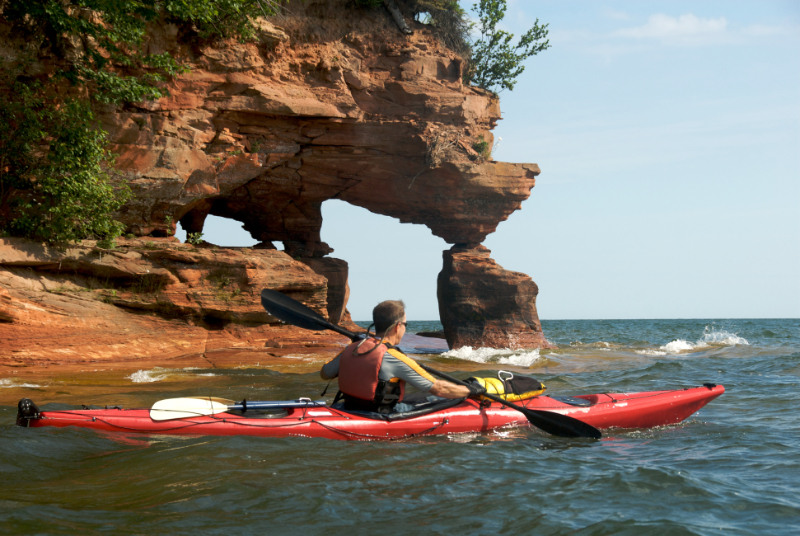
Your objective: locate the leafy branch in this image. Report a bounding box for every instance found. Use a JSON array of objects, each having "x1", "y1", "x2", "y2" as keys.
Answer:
[{"x1": 466, "y1": 0, "x2": 550, "y2": 93}]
